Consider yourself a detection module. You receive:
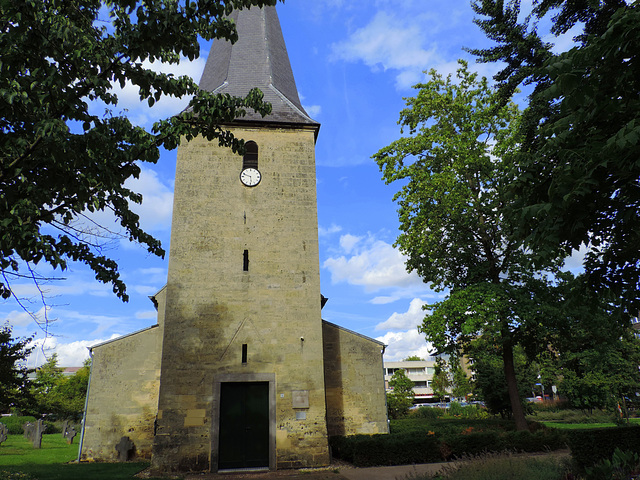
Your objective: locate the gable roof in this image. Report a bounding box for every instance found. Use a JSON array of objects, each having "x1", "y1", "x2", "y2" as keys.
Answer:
[{"x1": 199, "y1": 6, "x2": 318, "y2": 129}]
